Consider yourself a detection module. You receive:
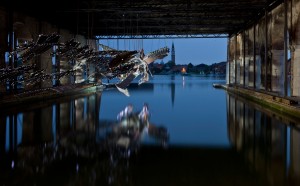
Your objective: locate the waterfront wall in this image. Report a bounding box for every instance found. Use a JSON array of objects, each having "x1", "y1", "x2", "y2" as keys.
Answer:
[{"x1": 227, "y1": 0, "x2": 300, "y2": 97}]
